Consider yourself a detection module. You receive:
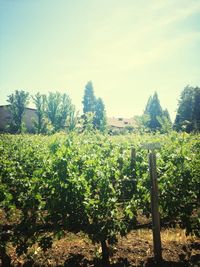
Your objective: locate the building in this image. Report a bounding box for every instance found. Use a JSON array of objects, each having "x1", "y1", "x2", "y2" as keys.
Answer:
[
  {"x1": 107, "y1": 117, "x2": 136, "y2": 129},
  {"x1": 0, "y1": 105, "x2": 37, "y2": 132},
  {"x1": 0, "y1": 105, "x2": 136, "y2": 133}
]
